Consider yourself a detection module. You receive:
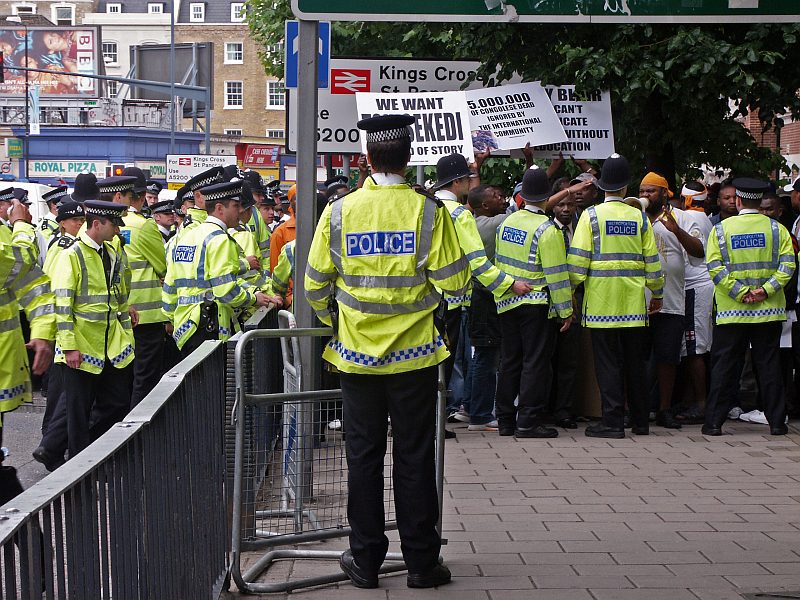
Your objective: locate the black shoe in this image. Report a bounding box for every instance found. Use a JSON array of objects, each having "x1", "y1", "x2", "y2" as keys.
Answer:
[
  {"x1": 498, "y1": 421, "x2": 515, "y2": 436},
  {"x1": 407, "y1": 563, "x2": 452, "y2": 588},
  {"x1": 771, "y1": 425, "x2": 789, "y2": 436},
  {"x1": 631, "y1": 426, "x2": 649, "y2": 435},
  {"x1": 444, "y1": 429, "x2": 456, "y2": 440},
  {"x1": 701, "y1": 425, "x2": 723, "y2": 436},
  {"x1": 656, "y1": 410, "x2": 682, "y2": 429},
  {"x1": 32, "y1": 446, "x2": 65, "y2": 472},
  {"x1": 515, "y1": 425, "x2": 558, "y2": 438},
  {"x1": 339, "y1": 549, "x2": 378, "y2": 589},
  {"x1": 556, "y1": 417, "x2": 578, "y2": 429},
  {"x1": 674, "y1": 403, "x2": 705, "y2": 425},
  {"x1": 585, "y1": 423, "x2": 625, "y2": 439}
]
